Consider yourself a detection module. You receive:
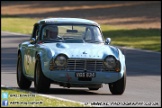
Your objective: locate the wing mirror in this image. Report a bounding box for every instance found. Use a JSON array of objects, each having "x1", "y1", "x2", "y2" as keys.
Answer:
[
  {"x1": 105, "y1": 38, "x2": 111, "y2": 45},
  {"x1": 30, "y1": 38, "x2": 36, "y2": 44}
]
